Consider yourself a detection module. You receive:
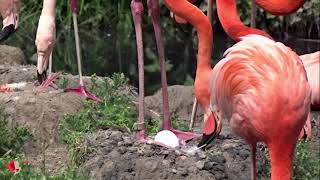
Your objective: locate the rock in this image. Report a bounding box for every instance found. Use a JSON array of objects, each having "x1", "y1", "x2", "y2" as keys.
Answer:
[
  {"x1": 187, "y1": 166, "x2": 198, "y2": 174},
  {"x1": 0, "y1": 45, "x2": 26, "y2": 65},
  {"x1": 122, "y1": 136, "x2": 133, "y2": 146},
  {"x1": 204, "y1": 162, "x2": 214, "y2": 170},
  {"x1": 196, "y1": 161, "x2": 205, "y2": 170},
  {"x1": 110, "y1": 130, "x2": 122, "y2": 141},
  {"x1": 177, "y1": 167, "x2": 188, "y2": 176},
  {"x1": 108, "y1": 150, "x2": 121, "y2": 159}
]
